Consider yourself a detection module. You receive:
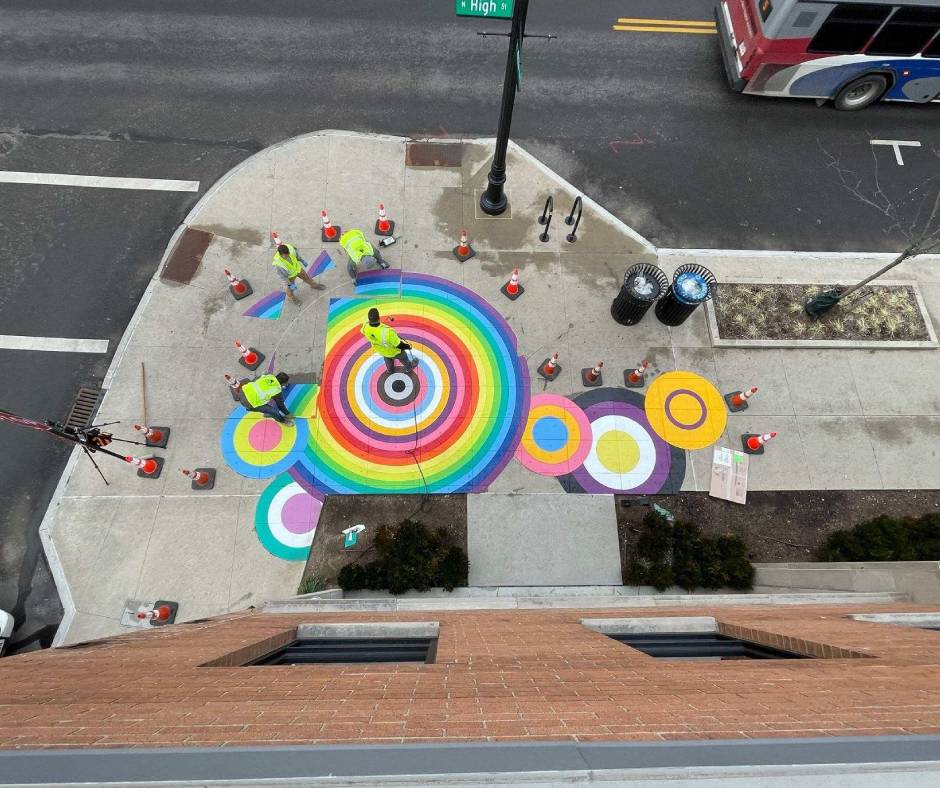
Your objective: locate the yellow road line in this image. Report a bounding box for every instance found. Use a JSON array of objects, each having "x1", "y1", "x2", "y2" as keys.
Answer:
[
  {"x1": 616, "y1": 18, "x2": 716, "y2": 27},
  {"x1": 612, "y1": 25, "x2": 718, "y2": 34}
]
